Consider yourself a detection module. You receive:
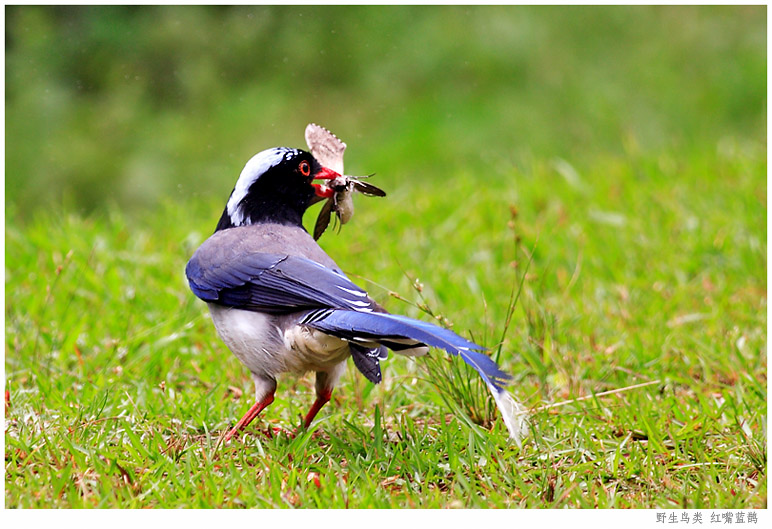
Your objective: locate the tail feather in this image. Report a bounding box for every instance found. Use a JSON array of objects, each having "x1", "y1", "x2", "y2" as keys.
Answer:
[
  {"x1": 350, "y1": 344, "x2": 387, "y2": 384},
  {"x1": 302, "y1": 309, "x2": 527, "y2": 442},
  {"x1": 304, "y1": 309, "x2": 510, "y2": 390},
  {"x1": 489, "y1": 384, "x2": 529, "y2": 447}
]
